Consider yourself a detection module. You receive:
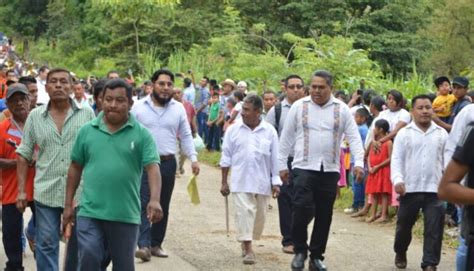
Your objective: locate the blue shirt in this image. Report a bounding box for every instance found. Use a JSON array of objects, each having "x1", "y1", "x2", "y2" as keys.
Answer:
[
  {"x1": 194, "y1": 86, "x2": 210, "y2": 114},
  {"x1": 183, "y1": 85, "x2": 196, "y2": 104}
]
